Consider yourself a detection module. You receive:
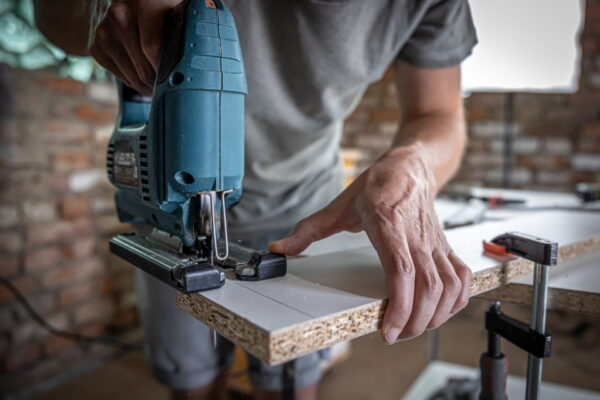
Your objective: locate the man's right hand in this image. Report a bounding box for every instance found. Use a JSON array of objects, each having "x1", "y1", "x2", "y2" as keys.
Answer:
[{"x1": 90, "y1": 0, "x2": 181, "y2": 95}]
